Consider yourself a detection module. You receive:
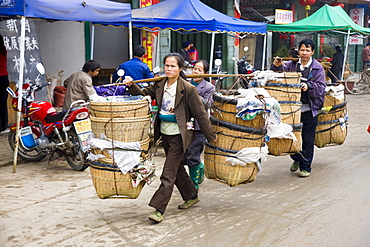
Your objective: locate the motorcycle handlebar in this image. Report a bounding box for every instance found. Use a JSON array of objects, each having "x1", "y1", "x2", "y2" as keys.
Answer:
[{"x1": 31, "y1": 82, "x2": 50, "y2": 92}]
